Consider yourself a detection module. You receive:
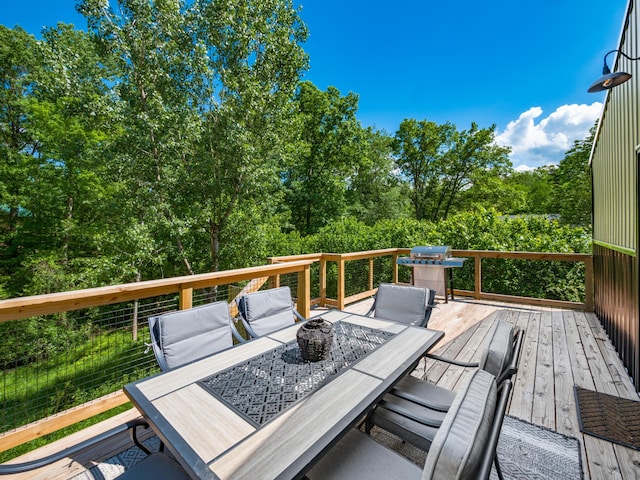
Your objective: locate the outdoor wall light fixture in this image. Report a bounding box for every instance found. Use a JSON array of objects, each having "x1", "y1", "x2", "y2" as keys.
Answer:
[{"x1": 588, "y1": 49, "x2": 639, "y2": 92}]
